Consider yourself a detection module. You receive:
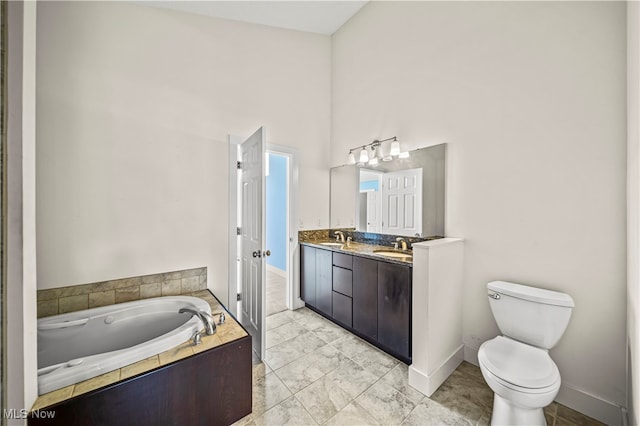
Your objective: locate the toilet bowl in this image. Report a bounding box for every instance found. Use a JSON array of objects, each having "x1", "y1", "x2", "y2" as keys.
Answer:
[{"x1": 479, "y1": 281, "x2": 574, "y2": 425}]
